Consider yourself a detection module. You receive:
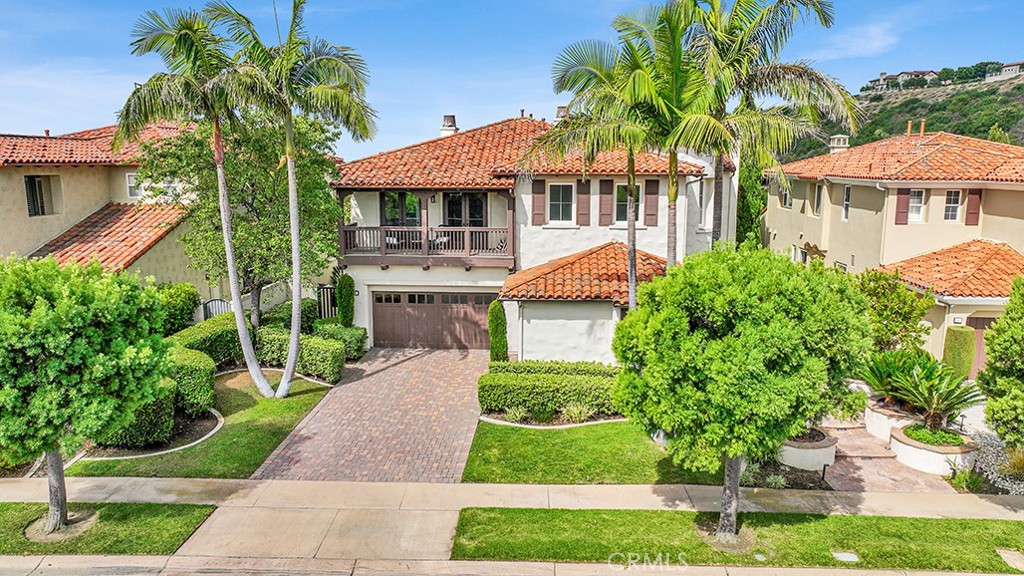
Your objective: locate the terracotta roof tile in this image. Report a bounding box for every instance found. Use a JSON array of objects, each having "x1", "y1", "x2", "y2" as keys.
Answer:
[
  {"x1": 499, "y1": 241, "x2": 666, "y2": 306},
  {"x1": 781, "y1": 132, "x2": 1024, "y2": 183},
  {"x1": 0, "y1": 122, "x2": 186, "y2": 167},
  {"x1": 880, "y1": 239, "x2": 1024, "y2": 298},
  {"x1": 32, "y1": 203, "x2": 186, "y2": 271}
]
